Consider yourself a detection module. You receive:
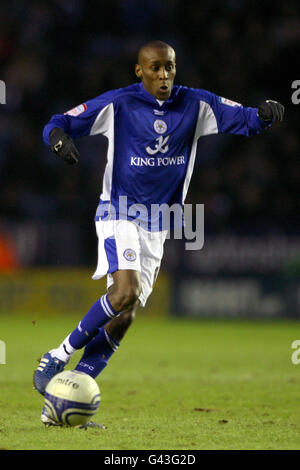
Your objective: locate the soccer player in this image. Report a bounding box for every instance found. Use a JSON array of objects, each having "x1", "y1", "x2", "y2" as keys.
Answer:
[{"x1": 34, "y1": 40, "x2": 284, "y2": 424}]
